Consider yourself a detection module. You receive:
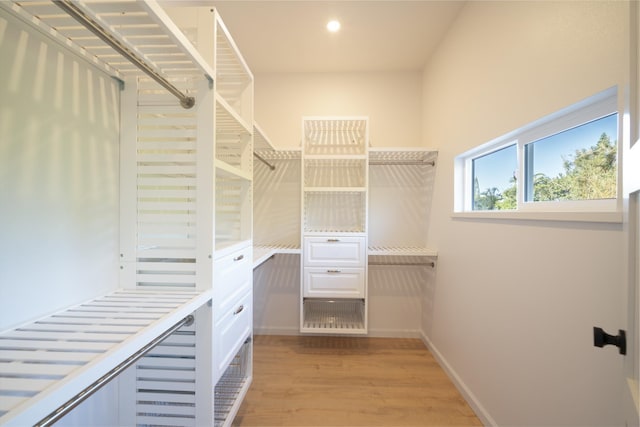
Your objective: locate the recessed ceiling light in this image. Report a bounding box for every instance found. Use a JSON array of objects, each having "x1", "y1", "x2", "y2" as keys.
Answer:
[{"x1": 326, "y1": 20, "x2": 341, "y2": 33}]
